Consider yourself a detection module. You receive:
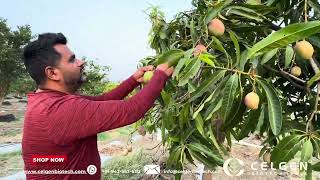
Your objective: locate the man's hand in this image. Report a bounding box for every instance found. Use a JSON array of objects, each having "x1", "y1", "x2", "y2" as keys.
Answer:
[
  {"x1": 133, "y1": 65, "x2": 154, "y2": 82},
  {"x1": 156, "y1": 63, "x2": 174, "y2": 76}
]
